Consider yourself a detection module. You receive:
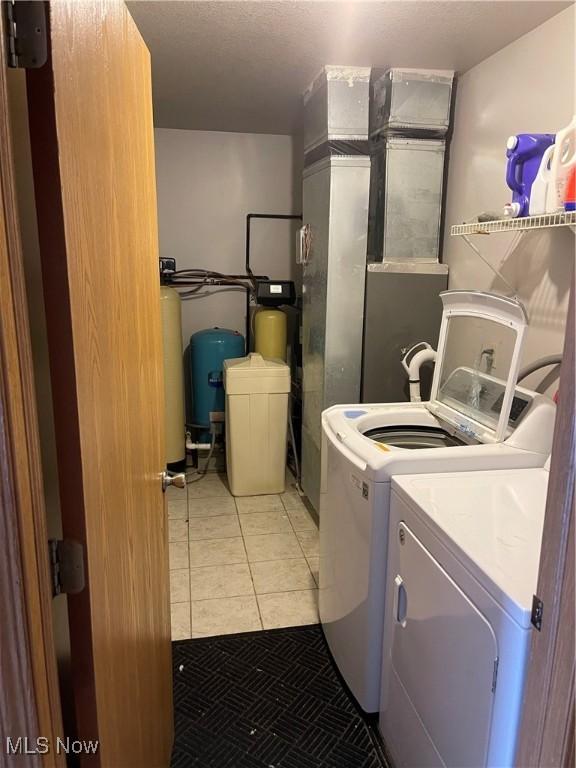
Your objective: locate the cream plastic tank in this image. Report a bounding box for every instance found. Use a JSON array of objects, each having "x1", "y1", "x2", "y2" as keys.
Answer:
[
  {"x1": 254, "y1": 309, "x2": 287, "y2": 361},
  {"x1": 224, "y1": 353, "x2": 291, "y2": 496},
  {"x1": 160, "y1": 287, "x2": 185, "y2": 466}
]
